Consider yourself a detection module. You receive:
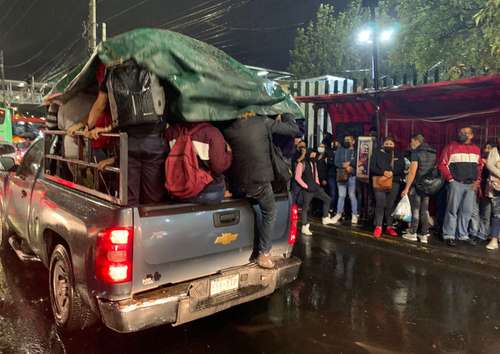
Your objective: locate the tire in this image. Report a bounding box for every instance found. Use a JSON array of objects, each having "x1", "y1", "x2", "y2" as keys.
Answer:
[
  {"x1": 0, "y1": 212, "x2": 11, "y2": 251},
  {"x1": 49, "y1": 244, "x2": 97, "y2": 333}
]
